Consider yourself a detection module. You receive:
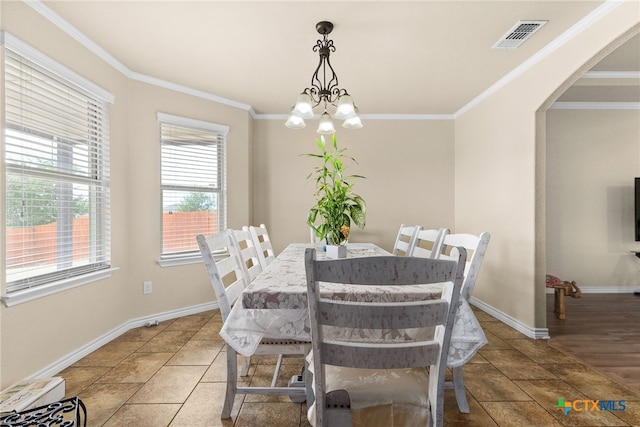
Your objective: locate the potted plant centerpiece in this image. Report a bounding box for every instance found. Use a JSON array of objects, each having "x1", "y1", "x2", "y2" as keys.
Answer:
[{"x1": 306, "y1": 133, "x2": 366, "y2": 258}]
